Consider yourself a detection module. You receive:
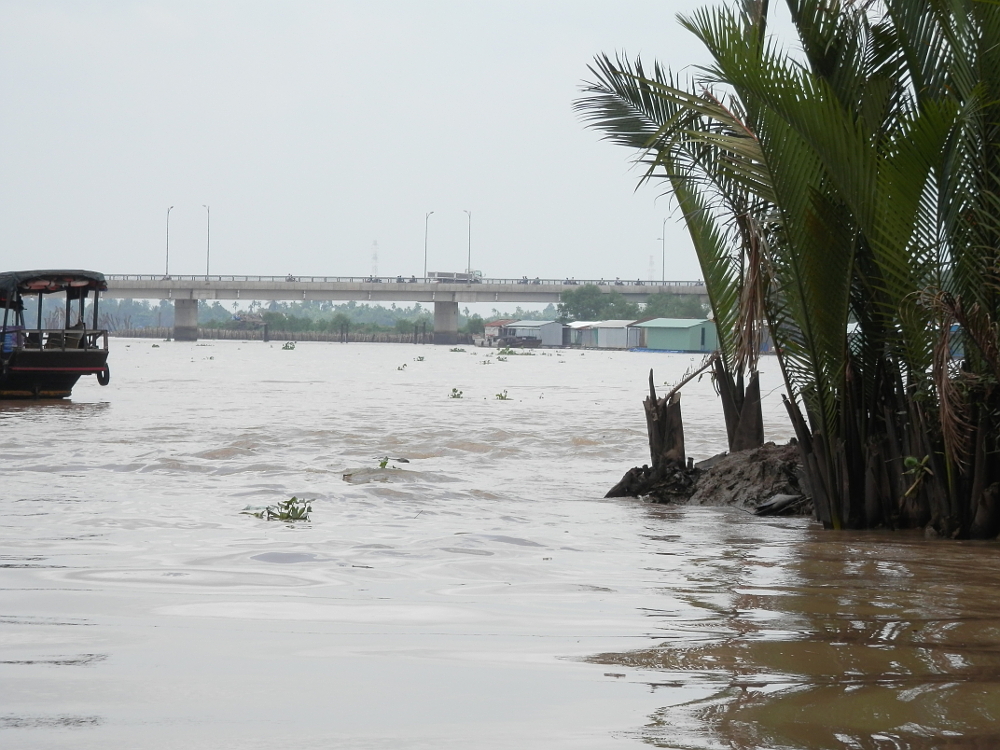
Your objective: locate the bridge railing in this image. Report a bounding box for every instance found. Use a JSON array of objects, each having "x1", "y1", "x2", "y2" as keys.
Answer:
[{"x1": 105, "y1": 274, "x2": 705, "y2": 288}]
